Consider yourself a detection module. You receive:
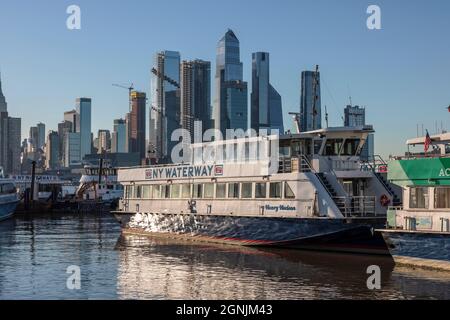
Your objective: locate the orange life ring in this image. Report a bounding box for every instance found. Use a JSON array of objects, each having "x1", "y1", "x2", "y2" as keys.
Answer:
[{"x1": 380, "y1": 194, "x2": 391, "y2": 207}]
